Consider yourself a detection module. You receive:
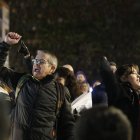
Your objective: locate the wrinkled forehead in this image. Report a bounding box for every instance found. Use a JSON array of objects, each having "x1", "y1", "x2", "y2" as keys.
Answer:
[{"x1": 36, "y1": 50, "x2": 50, "y2": 60}]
